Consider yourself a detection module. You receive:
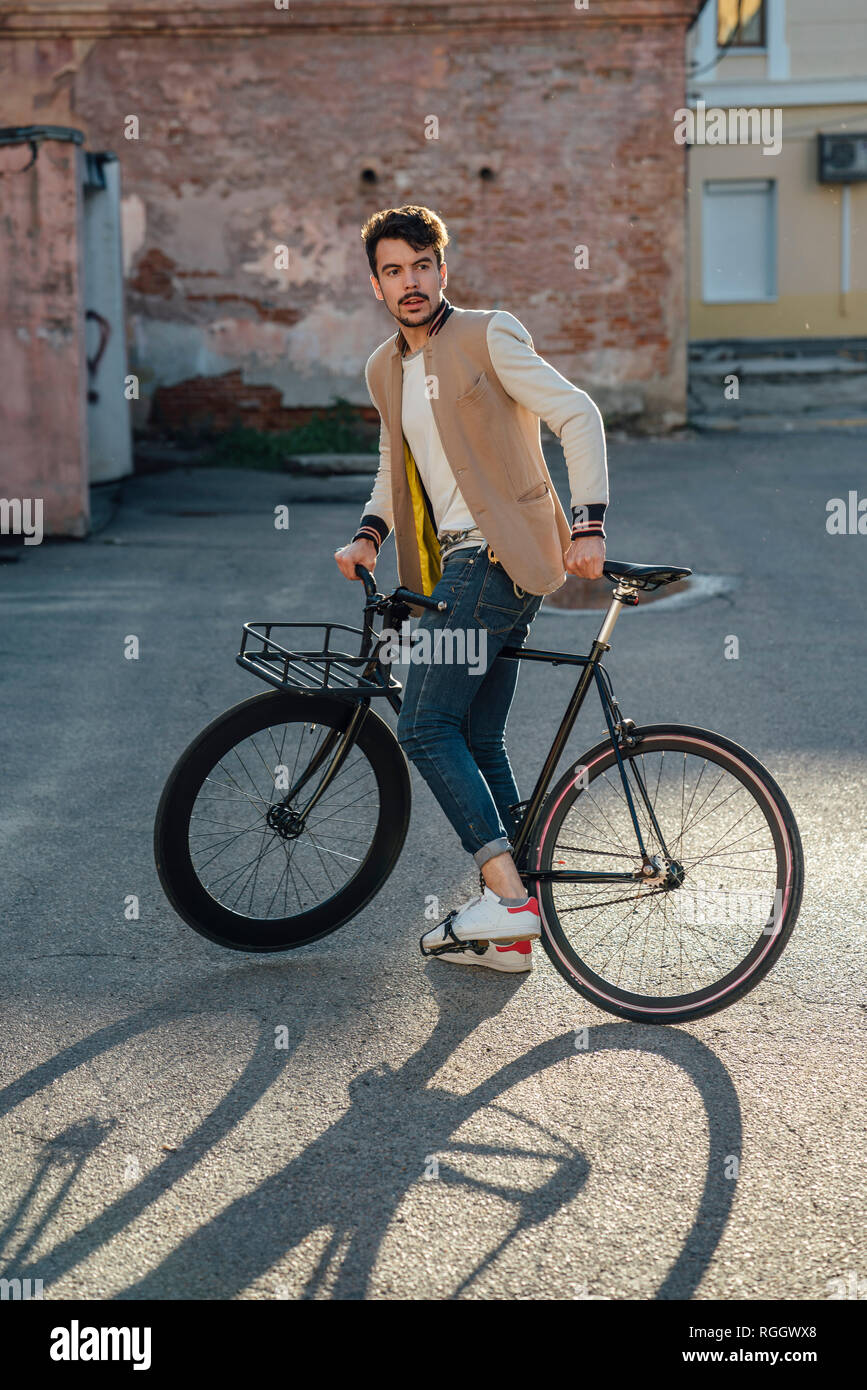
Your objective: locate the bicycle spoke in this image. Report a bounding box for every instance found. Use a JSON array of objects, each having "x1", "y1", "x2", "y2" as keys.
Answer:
[
  {"x1": 202, "y1": 775, "x2": 272, "y2": 808},
  {"x1": 187, "y1": 716, "x2": 382, "y2": 920}
]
